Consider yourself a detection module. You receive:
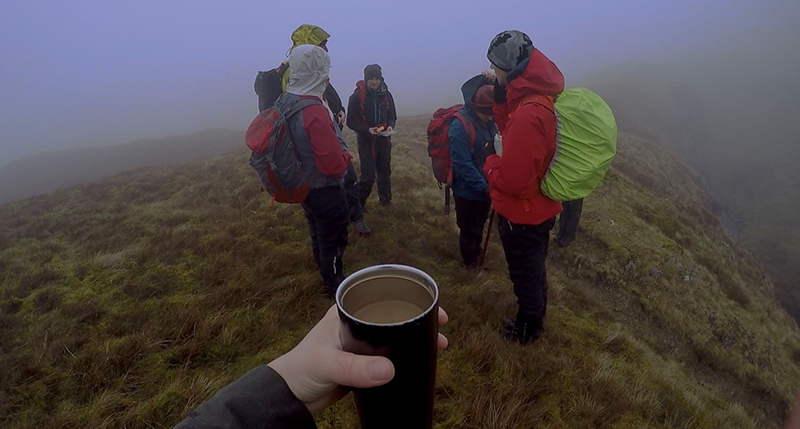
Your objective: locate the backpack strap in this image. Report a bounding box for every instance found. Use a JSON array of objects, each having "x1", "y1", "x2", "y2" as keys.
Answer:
[
  {"x1": 356, "y1": 82, "x2": 392, "y2": 129},
  {"x1": 280, "y1": 97, "x2": 322, "y2": 118},
  {"x1": 358, "y1": 85, "x2": 367, "y2": 110},
  {"x1": 453, "y1": 111, "x2": 495, "y2": 163},
  {"x1": 518, "y1": 94, "x2": 557, "y2": 194},
  {"x1": 355, "y1": 83, "x2": 368, "y2": 128},
  {"x1": 452, "y1": 112, "x2": 475, "y2": 148},
  {"x1": 520, "y1": 94, "x2": 555, "y2": 113}
]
